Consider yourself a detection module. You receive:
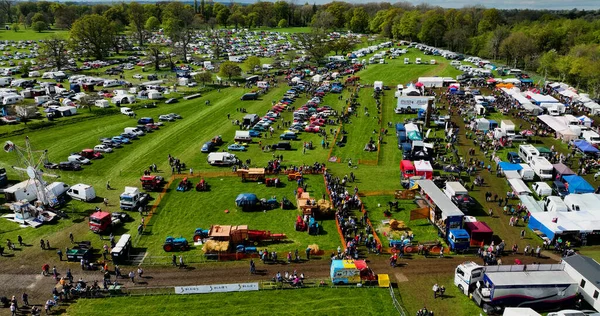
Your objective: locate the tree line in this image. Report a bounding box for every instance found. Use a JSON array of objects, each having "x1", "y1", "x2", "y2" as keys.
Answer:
[{"x1": 1, "y1": 0, "x2": 599, "y2": 95}]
